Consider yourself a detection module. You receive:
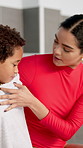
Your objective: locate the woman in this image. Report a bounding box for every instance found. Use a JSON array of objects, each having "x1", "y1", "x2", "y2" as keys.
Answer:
[{"x1": 0, "y1": 14, "x2": 83, "y2": 148}]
